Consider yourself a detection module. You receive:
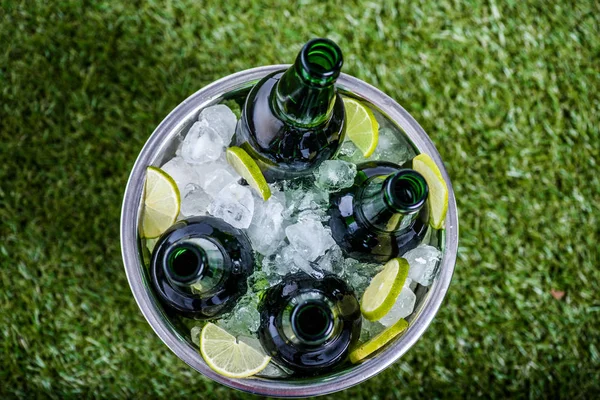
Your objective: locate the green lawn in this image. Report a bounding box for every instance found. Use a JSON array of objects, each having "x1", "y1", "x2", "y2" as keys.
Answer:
[{"x1": 1, "y1": 0, "x2": 599, "y2": 398}]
